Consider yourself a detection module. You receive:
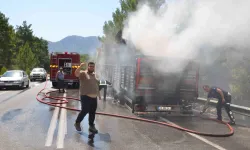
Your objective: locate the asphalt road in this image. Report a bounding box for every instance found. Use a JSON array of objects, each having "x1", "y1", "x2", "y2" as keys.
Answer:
[{"x1": 0, "y1": 81, "x2": 249, "y2": 150}]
